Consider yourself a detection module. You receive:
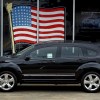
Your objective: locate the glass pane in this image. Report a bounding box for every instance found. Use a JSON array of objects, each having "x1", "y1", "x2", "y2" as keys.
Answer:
[
  {"x1": 30, "y1": 47, "x2": 57, "y2": 59},
  {"x1": 3, "y1": 0, "x2": 73, "y2": 56},
  {"x1": 83, "y1": 49, "x2": 97, "y2": 57},
  {"x1": 87, "y1": 50, "x2": 97, "y2": 56},
  {"x1": 76, "y1": 0, "x2": 100, "y2": 42},
  {"x1": 61, "y1": 46, "x2": 83, "y2": 58}
]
